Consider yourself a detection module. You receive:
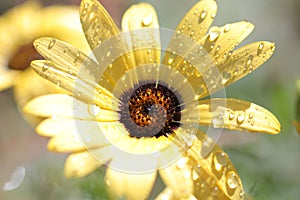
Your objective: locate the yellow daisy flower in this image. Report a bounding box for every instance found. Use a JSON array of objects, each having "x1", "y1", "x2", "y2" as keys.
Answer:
[
  {"x1": 0, "y1": 1, "x2": 89, "y2": 115},
  {"x1": 24, "y1": 0, "x2": 281, "y2": 199}
]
